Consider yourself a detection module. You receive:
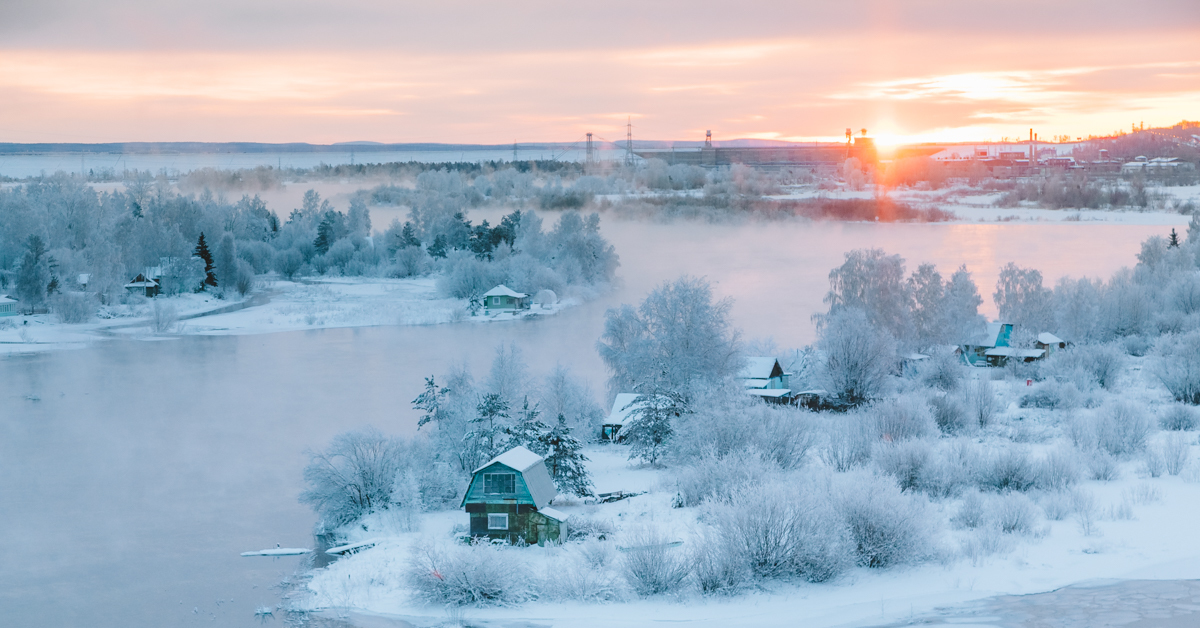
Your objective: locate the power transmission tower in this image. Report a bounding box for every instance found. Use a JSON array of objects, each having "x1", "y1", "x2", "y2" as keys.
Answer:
[
  {"x1": 625, "y1": 117, "x2": 633, "y2": 166},
  {"x1": 586, "y1": 132, "x2": 594, "y2": 170}
]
